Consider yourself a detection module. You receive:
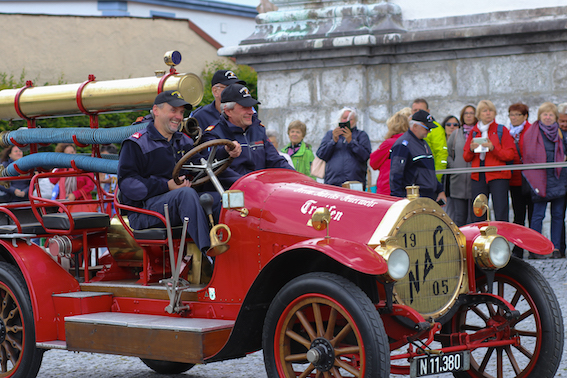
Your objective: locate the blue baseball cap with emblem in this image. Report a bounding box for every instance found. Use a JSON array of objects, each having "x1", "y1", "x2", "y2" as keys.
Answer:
[
  {"x1": 221, "y1": 84, "x2": 260, "y2": 107},
  {"x1": 154, "y1": 90, "x2": 192, "y2": 110},
  {"x1": 412, "y1": 110, "x2": 437, "y2": 130}
]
